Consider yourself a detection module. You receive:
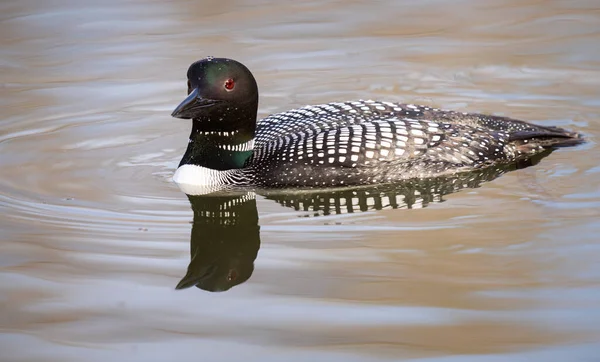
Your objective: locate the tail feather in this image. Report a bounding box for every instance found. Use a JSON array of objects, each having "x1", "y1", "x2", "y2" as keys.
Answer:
[{"x1": 508, "y1": 126, "x2": 584, "y2": 149}]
